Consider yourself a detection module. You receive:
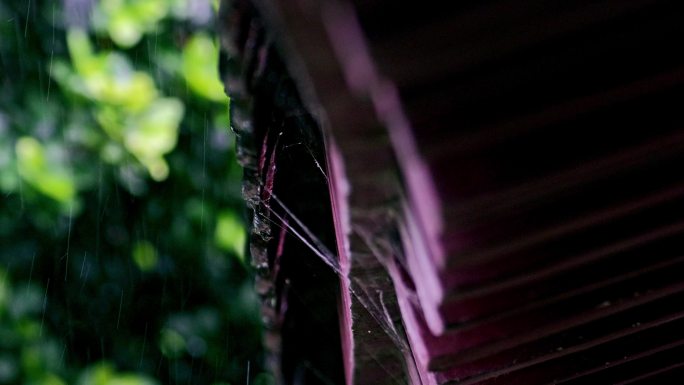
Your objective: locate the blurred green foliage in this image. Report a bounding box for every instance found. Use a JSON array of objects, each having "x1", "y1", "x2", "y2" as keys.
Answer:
[{"x1": 0, "y1": 0, "x2": 264, "y2": 384}]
